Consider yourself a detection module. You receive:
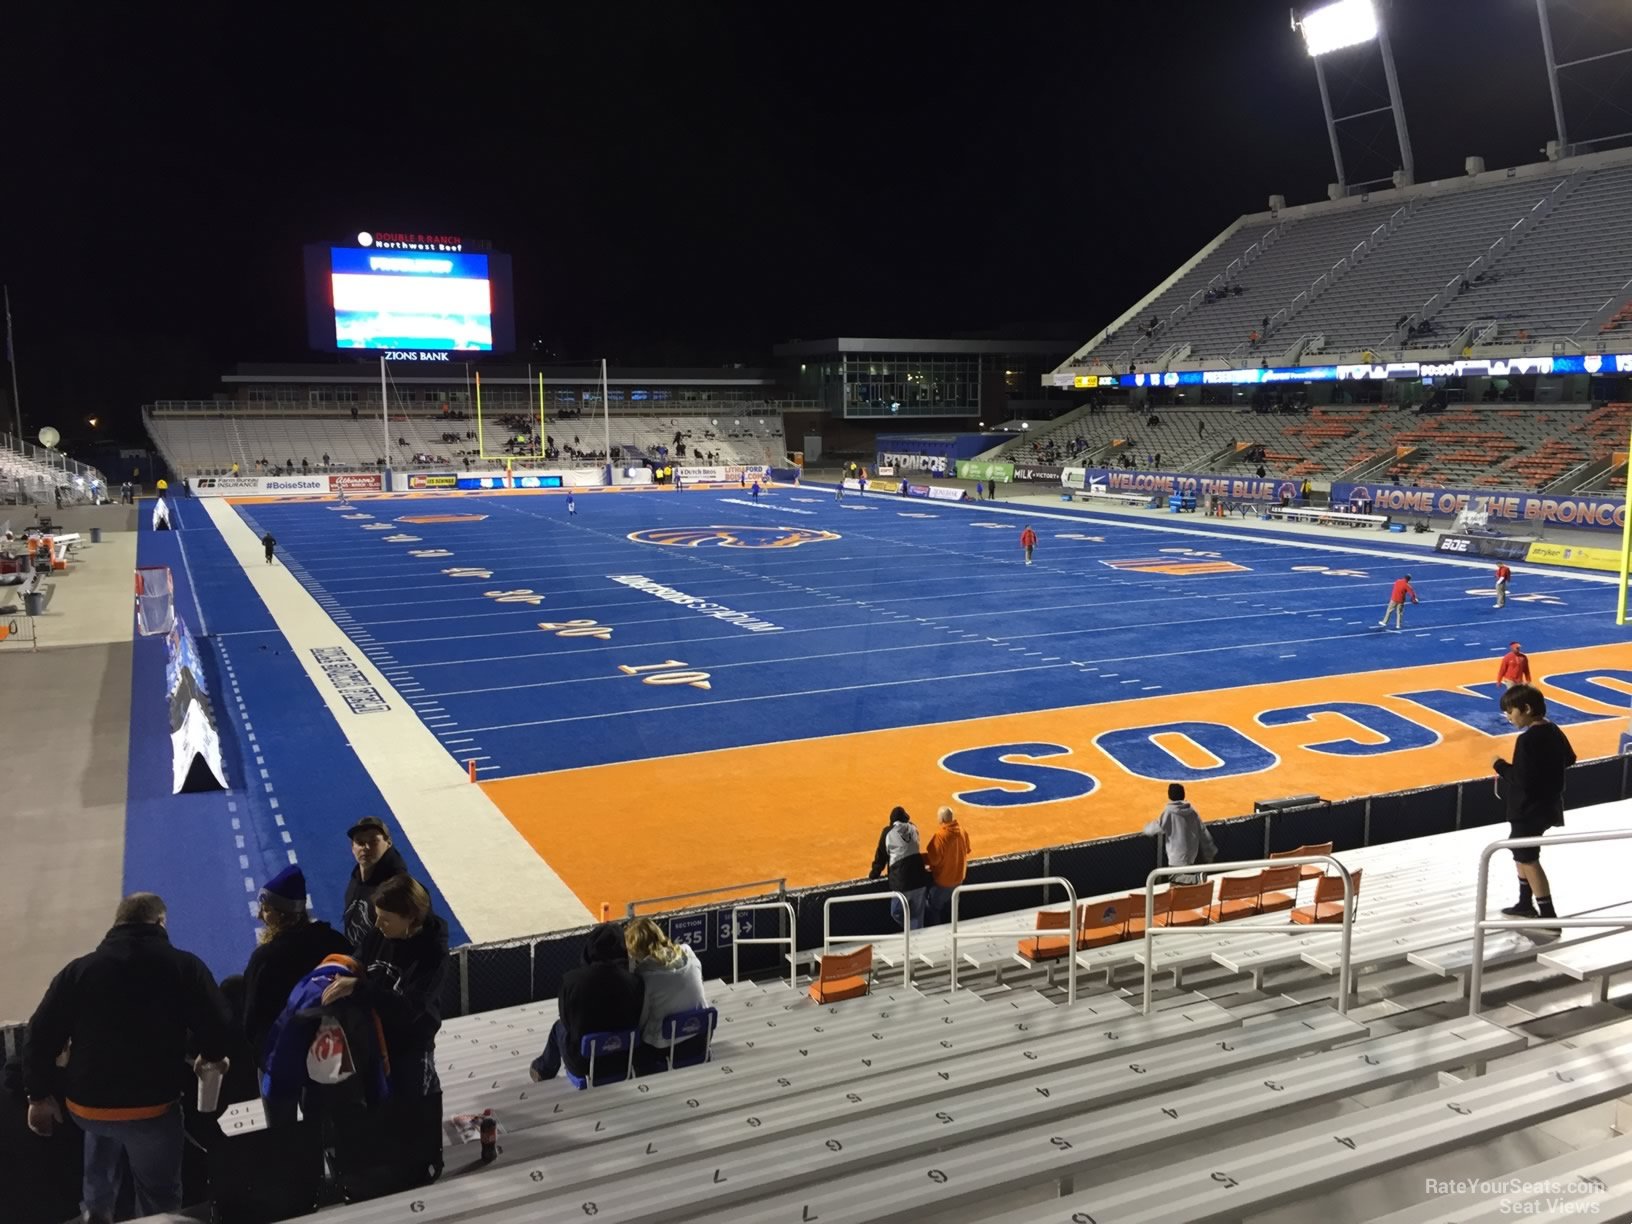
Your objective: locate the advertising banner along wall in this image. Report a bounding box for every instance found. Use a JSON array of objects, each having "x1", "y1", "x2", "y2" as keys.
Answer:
[
  {"x1": 1331, "y1": 481, "x2": 1626, "y2": 531},
  {"x1": 1063, "y1": 467, "x2": 1298, "y2": 503}
]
